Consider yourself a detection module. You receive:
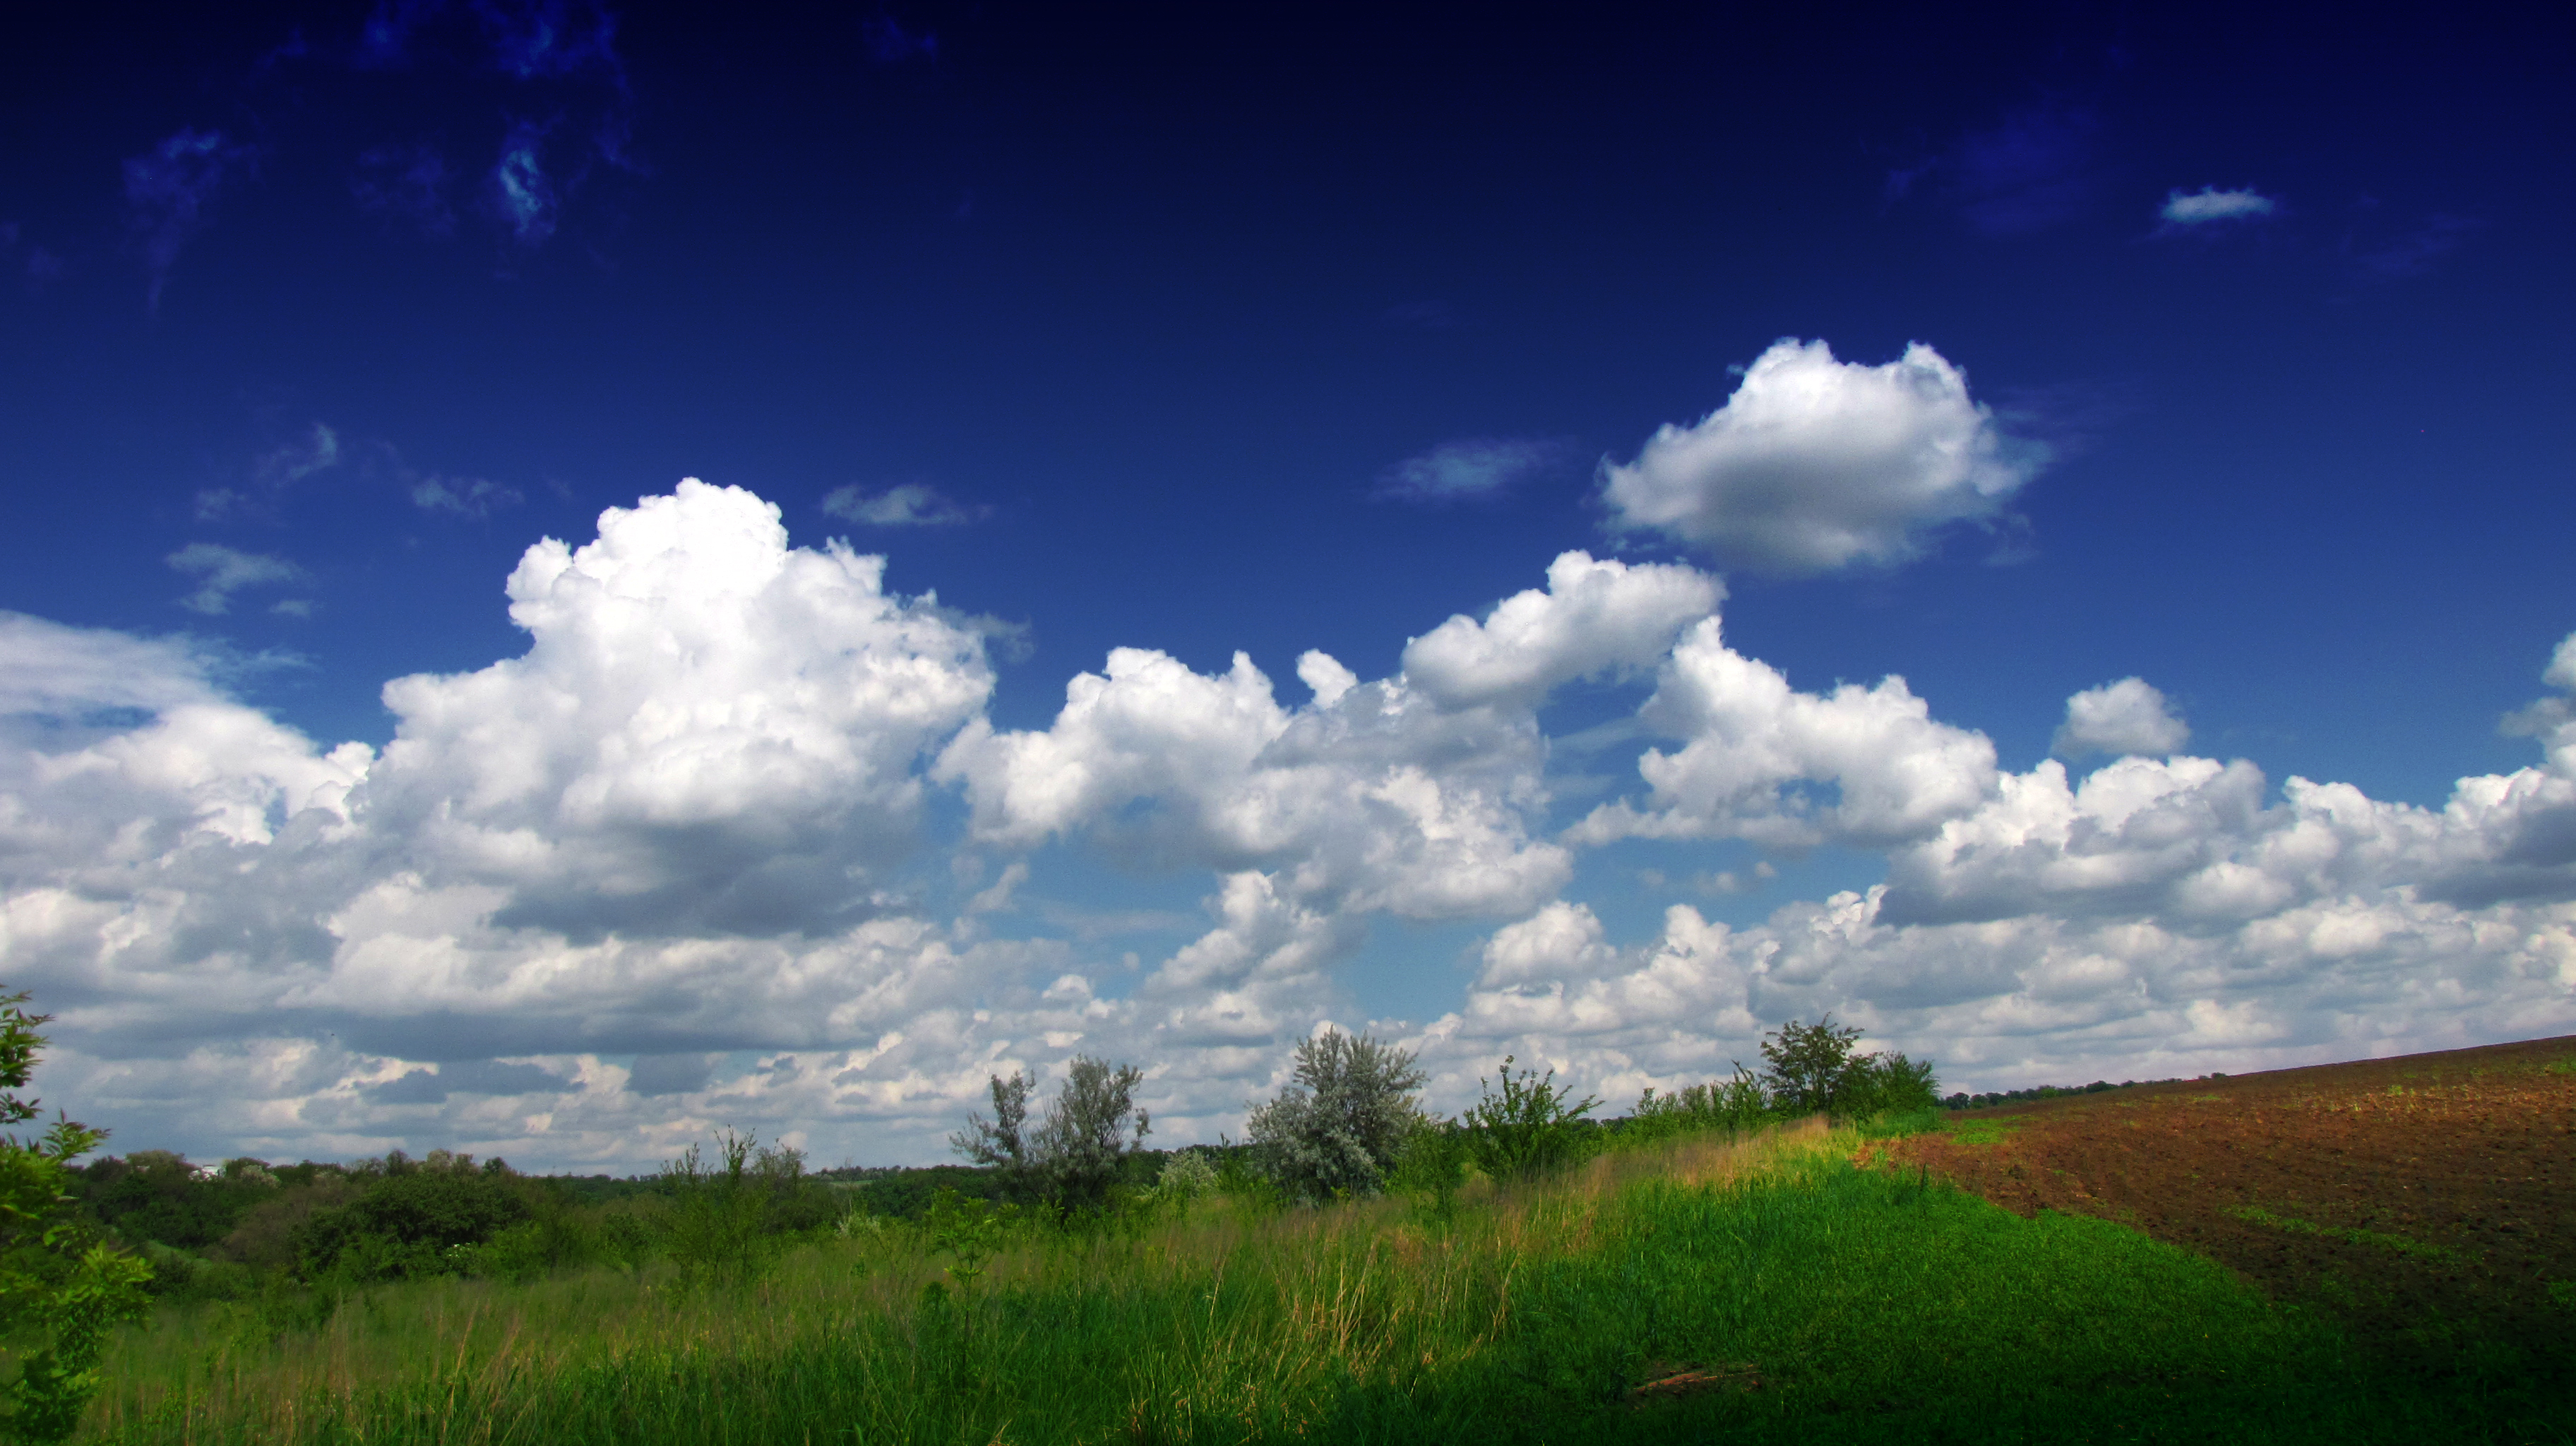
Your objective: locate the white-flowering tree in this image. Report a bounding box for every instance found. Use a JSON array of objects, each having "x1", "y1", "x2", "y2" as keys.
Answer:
[{"x1": 1246, "y1": 1030, "x2": 1427, "y2": 1203}]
